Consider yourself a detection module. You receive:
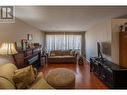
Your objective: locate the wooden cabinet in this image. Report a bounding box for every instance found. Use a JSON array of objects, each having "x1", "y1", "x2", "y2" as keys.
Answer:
[
  {"x1": 90, "y1": 57, "x2": 127, "y2": 89},
  {"x1": 119, "y1": 32, "x2": 127, "y2": 68},
  {"x1": 14, "y1": 52, "x2": 27, "y2": 68},
  {"x1": 14, "y1": 47, "x2": 41, "y2": 69}
]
